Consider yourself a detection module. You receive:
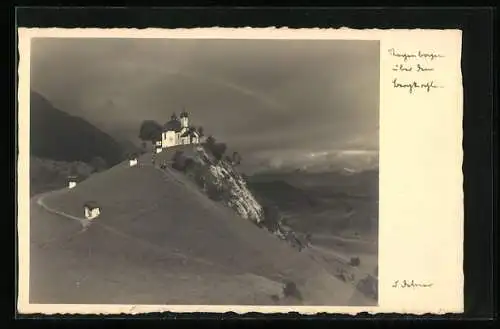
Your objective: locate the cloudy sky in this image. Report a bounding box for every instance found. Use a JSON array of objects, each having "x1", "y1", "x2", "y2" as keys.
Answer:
[{"x1": 30, "y1": 37, "x2": 379, "y2": 167}]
